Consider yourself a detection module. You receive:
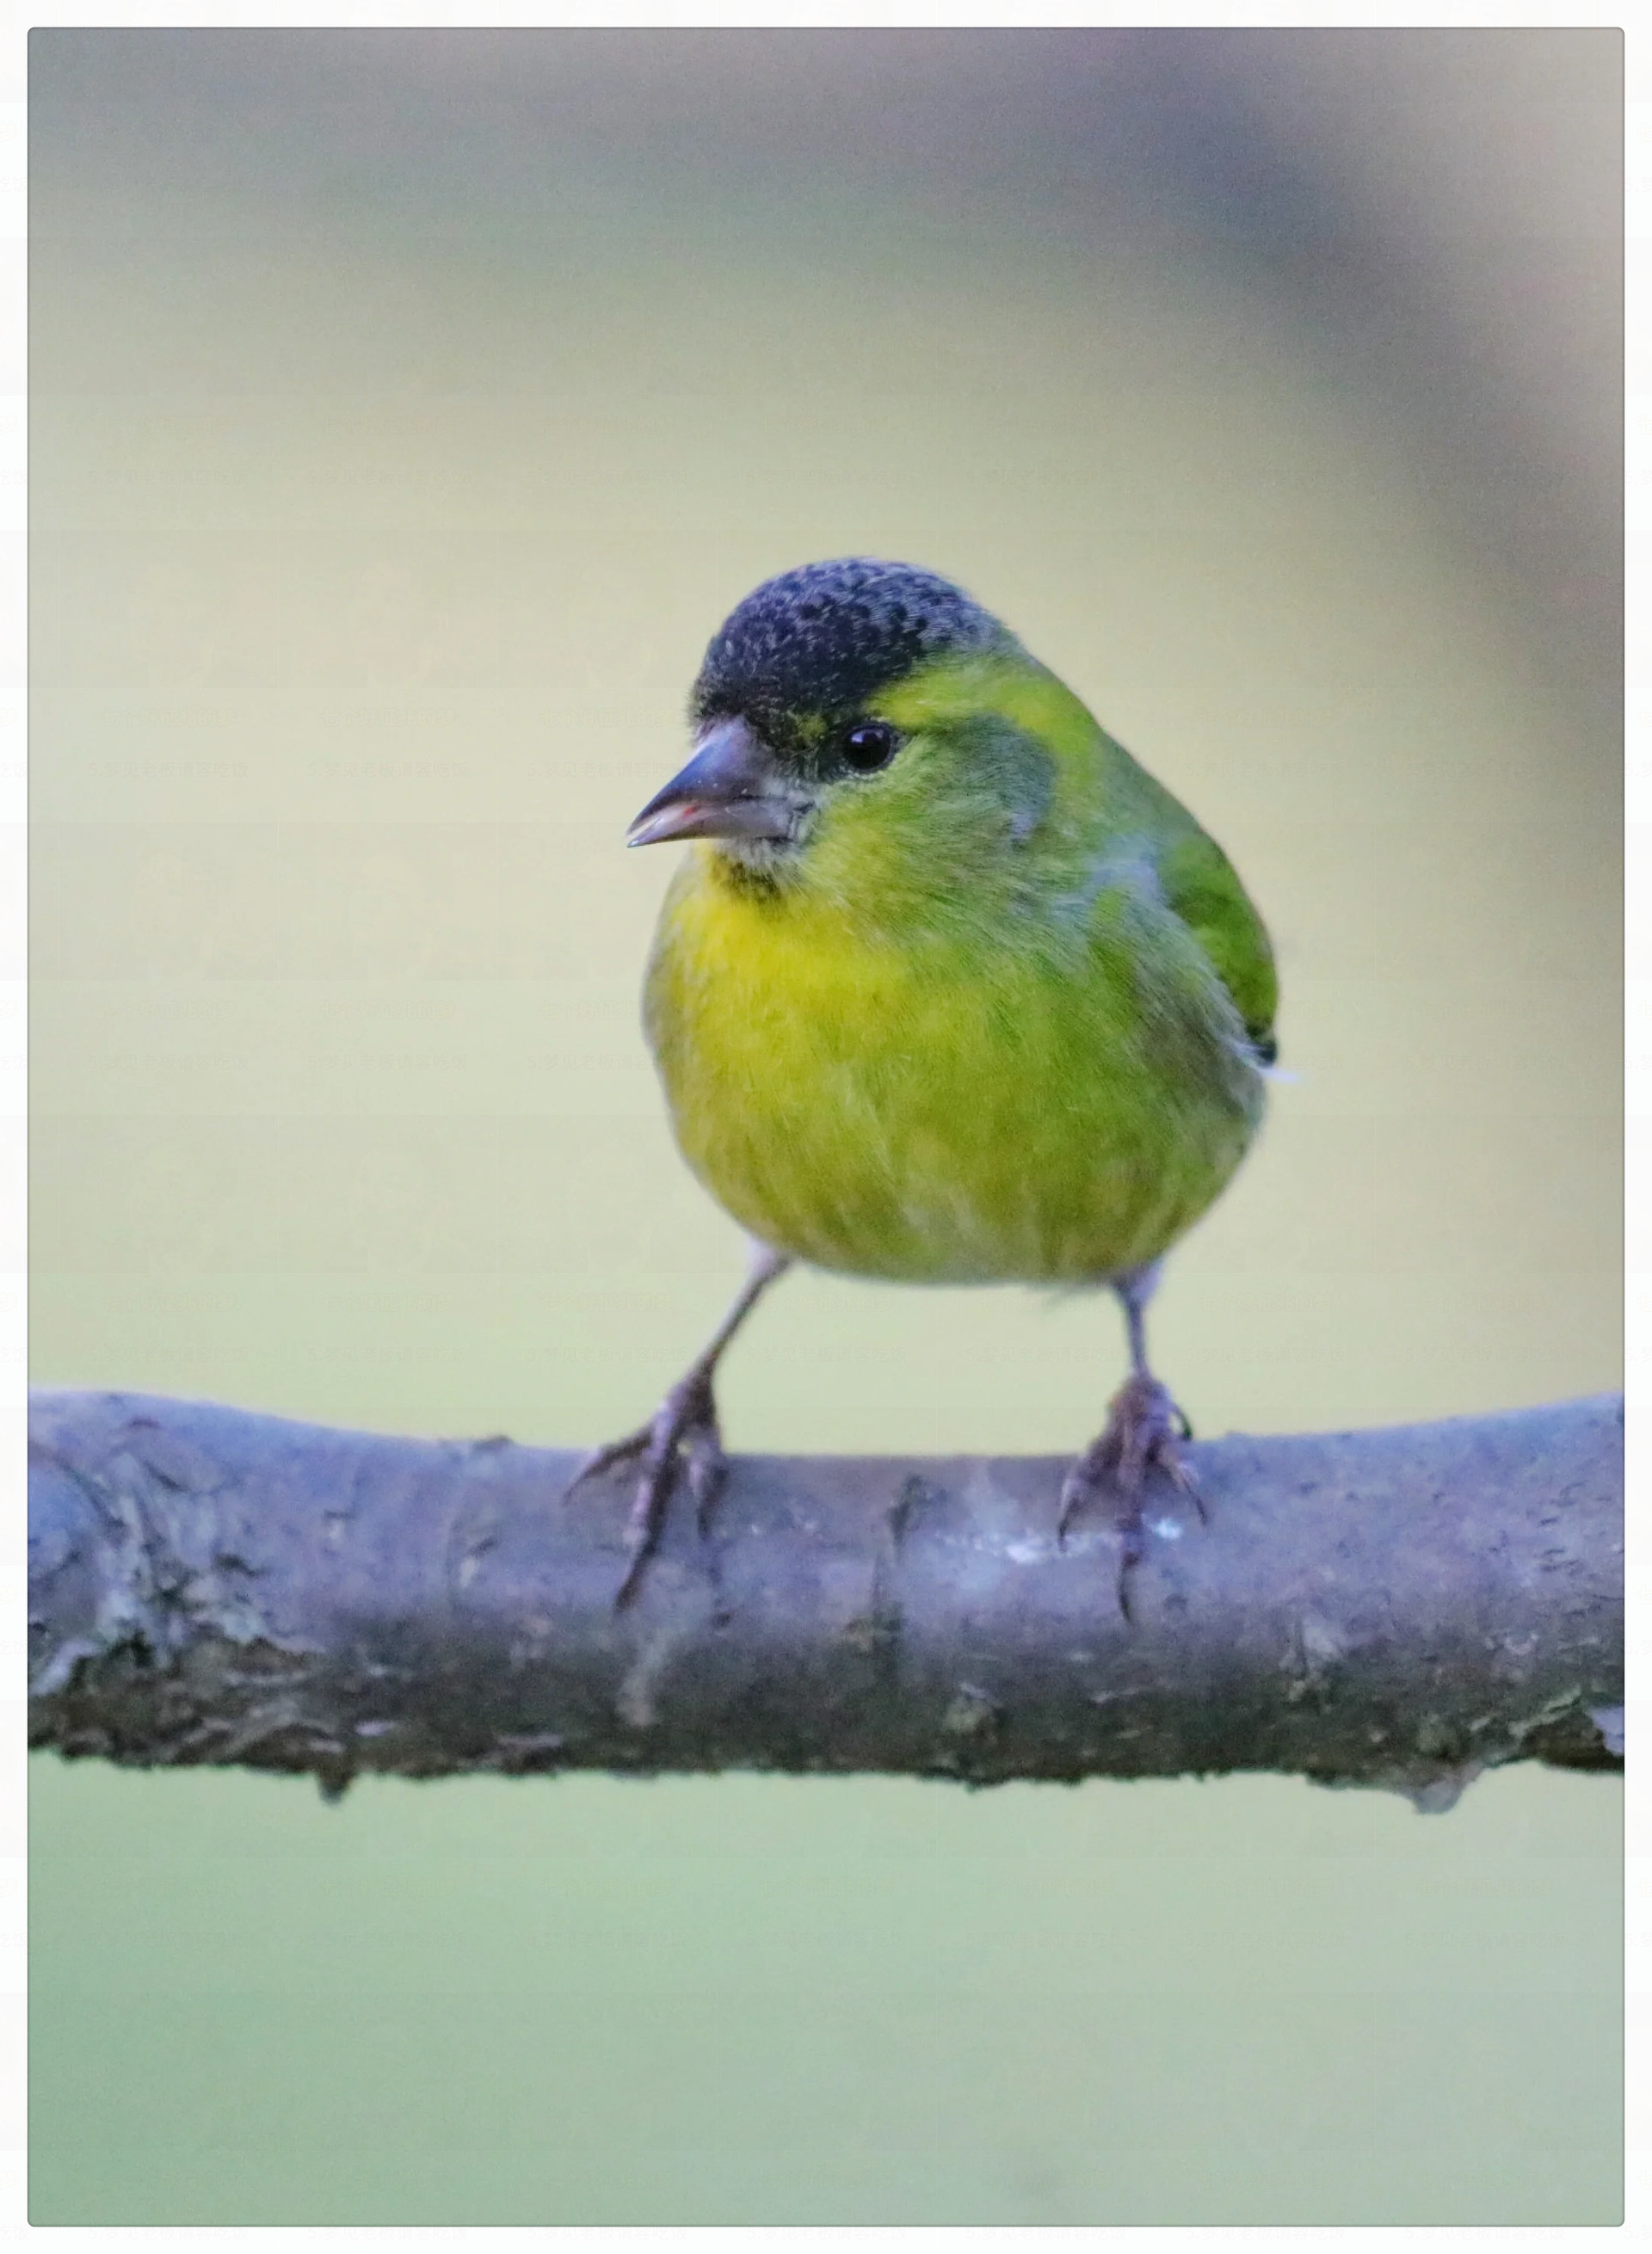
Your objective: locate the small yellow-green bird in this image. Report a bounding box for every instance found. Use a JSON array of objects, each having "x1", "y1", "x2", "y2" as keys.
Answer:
[{"x1": 574, "y1": 558, "x2": 1276, "y2": 1612}]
